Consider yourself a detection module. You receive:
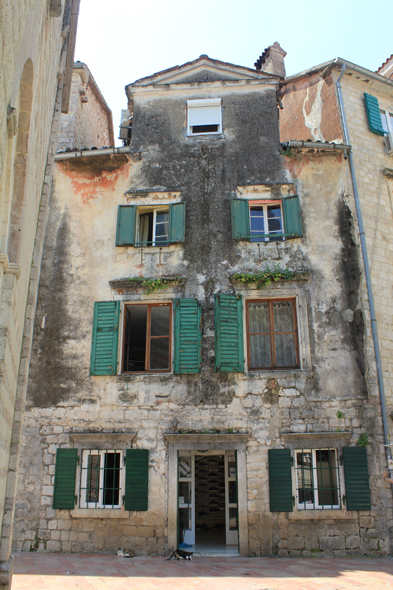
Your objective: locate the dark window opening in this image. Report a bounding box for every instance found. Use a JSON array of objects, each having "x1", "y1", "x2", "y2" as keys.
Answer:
[
  {"x1": 103, "y1": 452, "x2": 120, "y2": 506},
  {"x1": 191, "y1": 124, "x2": 219, "y2": 134}
]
